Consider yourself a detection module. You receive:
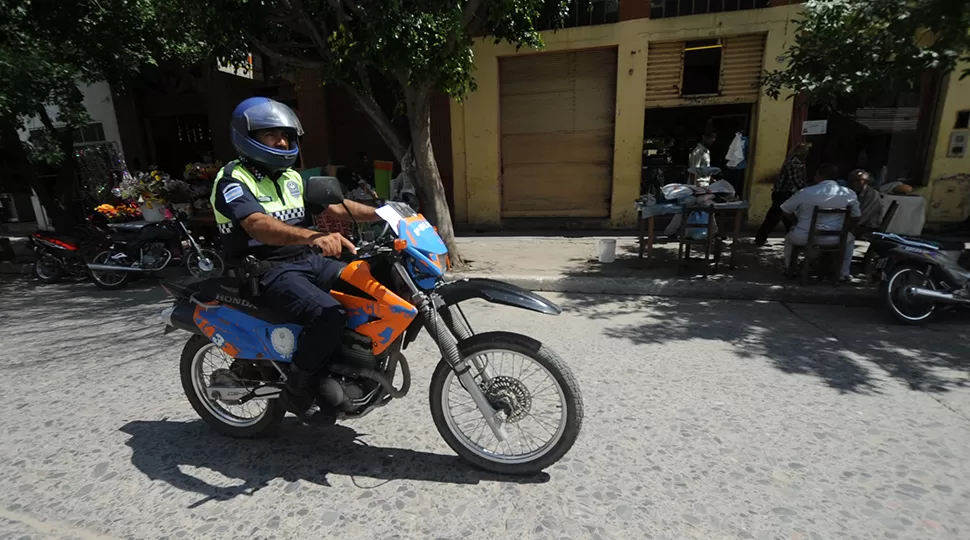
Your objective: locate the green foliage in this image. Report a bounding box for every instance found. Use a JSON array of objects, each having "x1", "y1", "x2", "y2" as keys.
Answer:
[
  {"x1": 764, "y1": 0, "x2": 970, "y2": 113},
  {"x1": 171, "y1": 0, "x2": 567, "y2": 120},
  {"x1": 0, "y1": 0, "x2": 210, "y2": 128}
]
